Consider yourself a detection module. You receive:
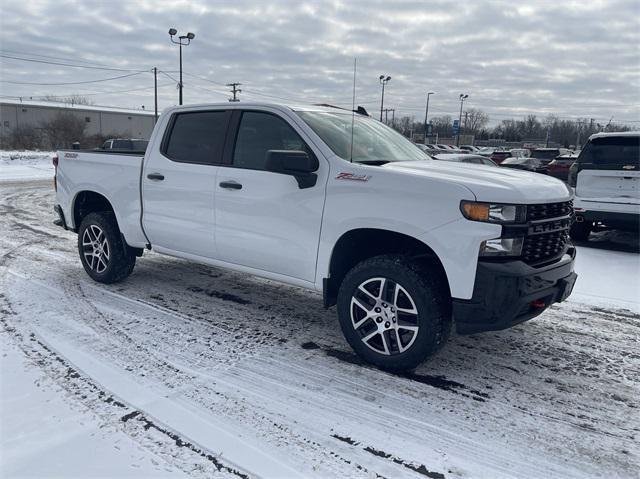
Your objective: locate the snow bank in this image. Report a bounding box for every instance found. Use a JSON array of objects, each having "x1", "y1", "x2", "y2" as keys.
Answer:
[{"x1": 0, "y1": 150, "x2": 55, "y2": 182}]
